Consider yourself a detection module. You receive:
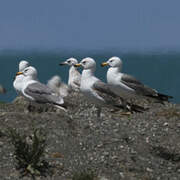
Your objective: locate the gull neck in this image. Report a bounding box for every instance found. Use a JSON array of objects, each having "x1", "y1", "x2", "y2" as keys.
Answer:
[{"x1": 82, "y1": 69, "x2": 95, "y2": 78}]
